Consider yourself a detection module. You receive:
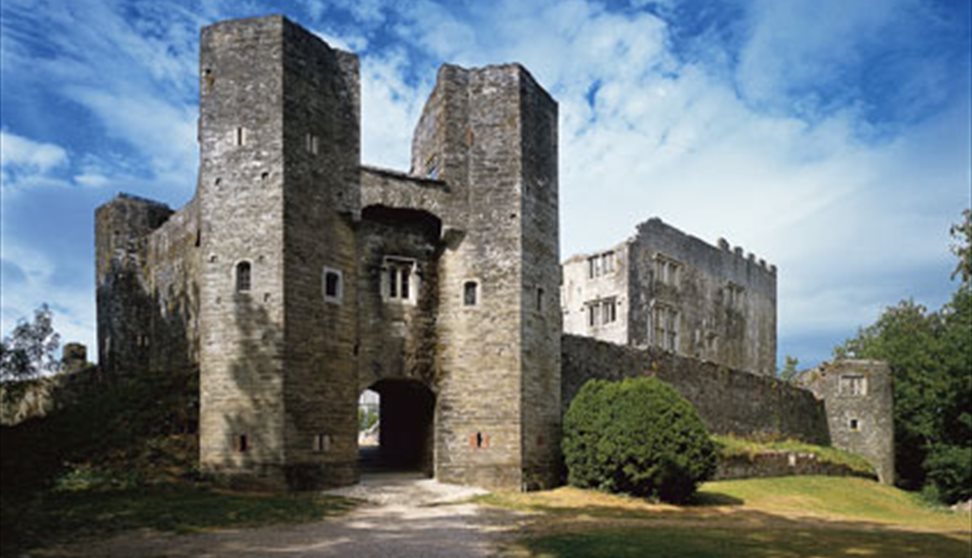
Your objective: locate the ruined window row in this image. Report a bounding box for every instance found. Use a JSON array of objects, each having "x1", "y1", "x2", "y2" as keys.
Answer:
[
  {"x1": 653, "y1": 253, "x2": 680, "y2": 287},
  {"x1": 839, "y1": 374, "x2": 867, "y2": 397},
  {"x1": 652, "y1": 304, "x2": 679, "y2": 352},
  {"x1": 587, "y1": 250, "x2": 616, "y2": 279},
  {"x1": 586, "y1": 297, "x2": 618, "y2": 327}
]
